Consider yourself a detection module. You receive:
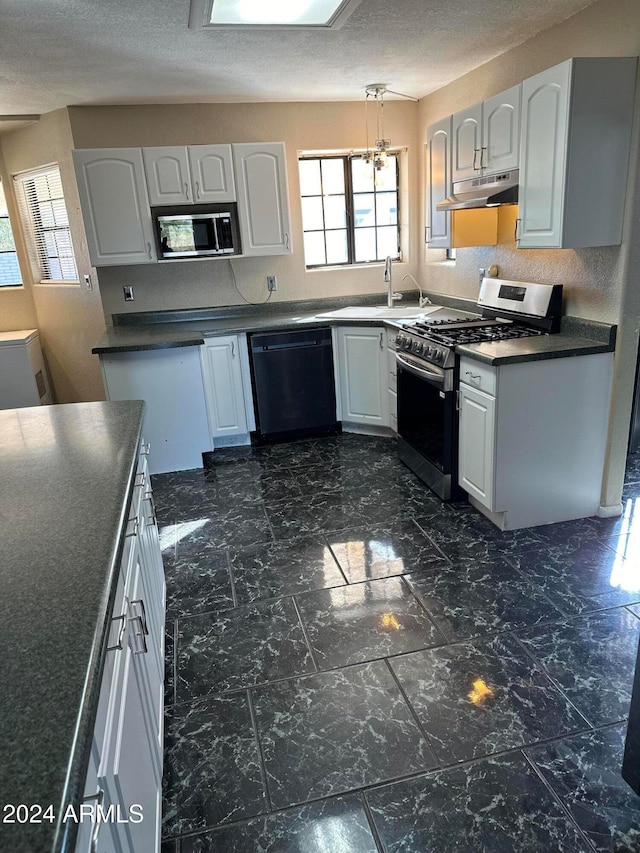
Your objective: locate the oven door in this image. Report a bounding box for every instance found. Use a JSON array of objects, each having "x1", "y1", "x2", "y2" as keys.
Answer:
[{"x1": 396, "y1": 351, "x2": 462, "y2": 501}]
